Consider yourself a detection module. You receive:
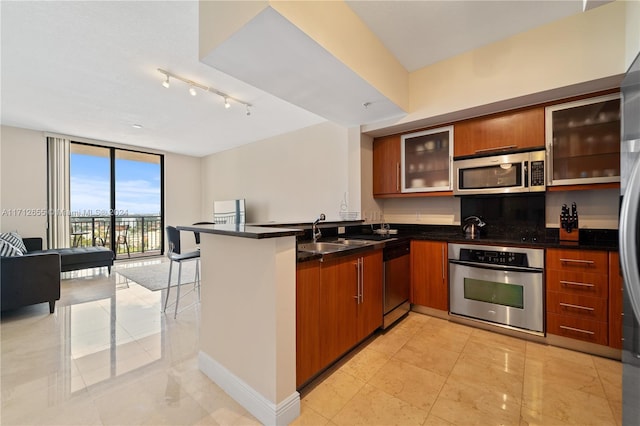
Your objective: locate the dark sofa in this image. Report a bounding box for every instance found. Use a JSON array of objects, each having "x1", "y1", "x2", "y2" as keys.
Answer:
[{"x1": 1, "y1": 238, "x2": 114, "y2": 313}]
